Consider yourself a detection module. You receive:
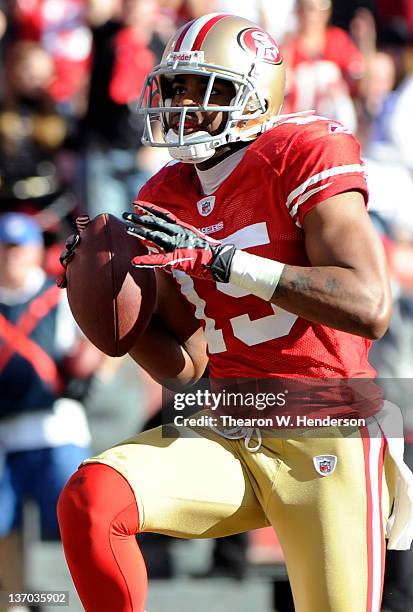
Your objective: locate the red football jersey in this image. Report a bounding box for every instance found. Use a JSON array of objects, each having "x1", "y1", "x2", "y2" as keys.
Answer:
[{"x1": 138, "y1": 116, "x2": 374, "y2": 379}]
